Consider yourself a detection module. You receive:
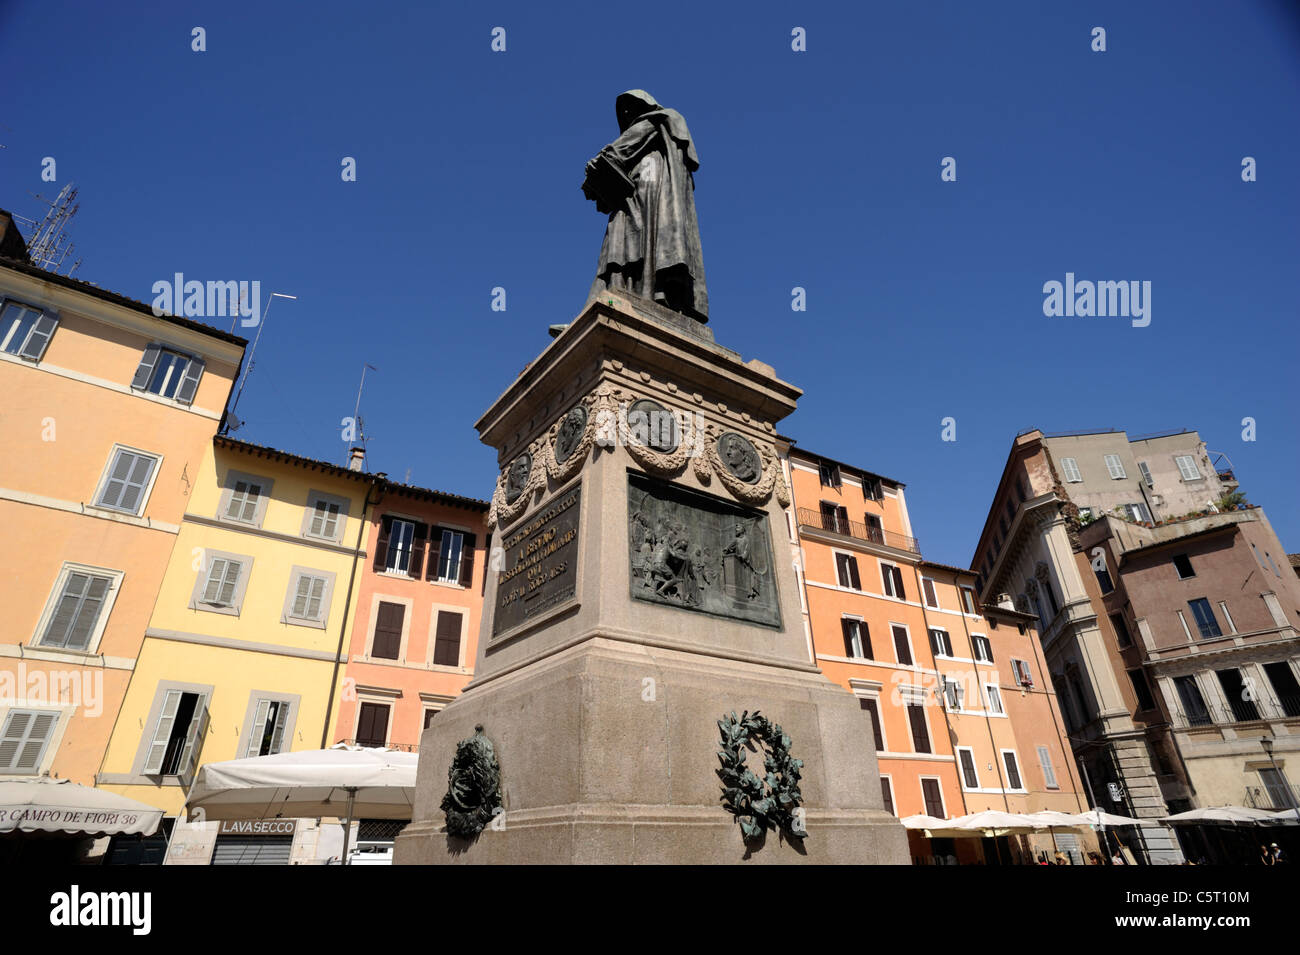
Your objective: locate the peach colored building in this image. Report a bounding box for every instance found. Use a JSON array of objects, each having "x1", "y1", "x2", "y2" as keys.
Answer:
[
  {"x1": 336, "y1": 482, "x2": 489, "y2": 751},
  {"x1": 0, "y1": 250, "x2": 244, "y2": 793}
]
